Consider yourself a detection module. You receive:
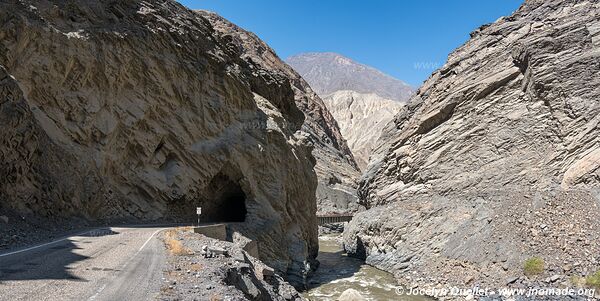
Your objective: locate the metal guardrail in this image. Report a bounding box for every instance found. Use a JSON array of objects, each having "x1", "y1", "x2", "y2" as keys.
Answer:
[{"x1": 317, "y1": 214, "x2": 353, "y2": 225}]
